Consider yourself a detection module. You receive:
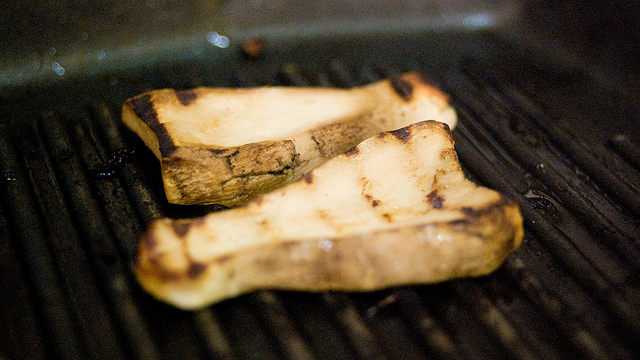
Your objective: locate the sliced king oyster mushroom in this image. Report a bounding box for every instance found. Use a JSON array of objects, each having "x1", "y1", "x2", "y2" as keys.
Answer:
[
  {"x1": 134, "y1": 121, "x2": 523, "y2": 310},
  {"x1": 122, "y1": 72, "x2": 457, "y2": 206}
]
